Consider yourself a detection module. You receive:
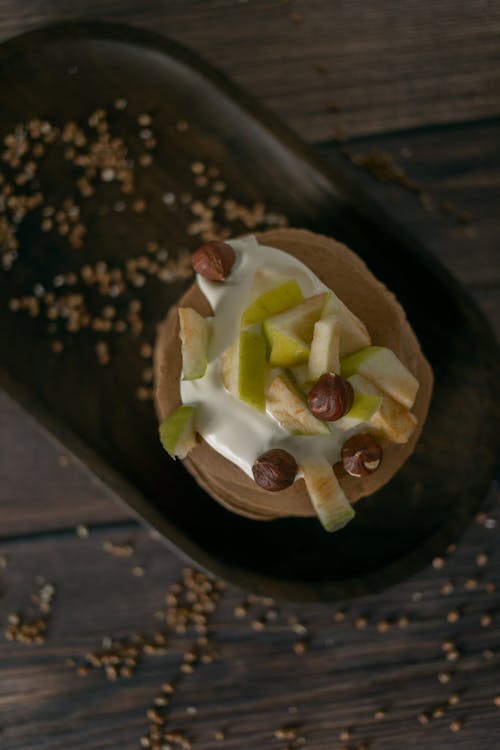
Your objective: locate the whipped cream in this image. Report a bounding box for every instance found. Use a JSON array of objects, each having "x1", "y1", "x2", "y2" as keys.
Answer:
[{"x1": 180, "y1": 235, "x2": 361, "y2": 479}]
